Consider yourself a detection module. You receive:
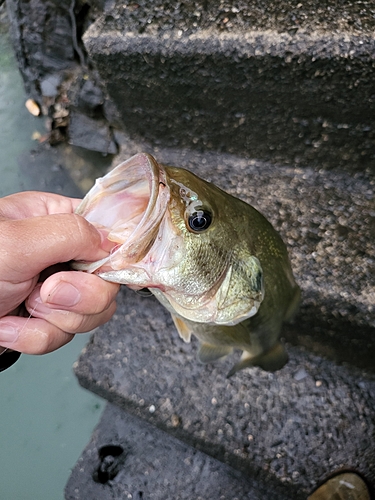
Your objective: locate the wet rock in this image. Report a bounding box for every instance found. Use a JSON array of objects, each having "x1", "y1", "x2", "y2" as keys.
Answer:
[
  {"x1": 68, "y1": 110, "x2": 117, "y2": 155},
  {"x1": 77, "y1": 79, "x2": 104, "y2": 116},
  {"x1": 41, "y1": 74, "x2": 62, "y2": 98}
]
